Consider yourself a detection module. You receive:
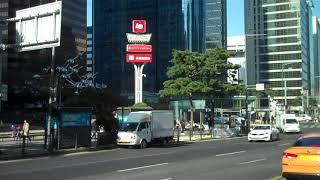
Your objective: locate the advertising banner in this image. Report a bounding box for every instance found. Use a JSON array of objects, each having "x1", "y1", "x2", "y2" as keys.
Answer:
[
  {"x1": 126, "y1": 33, "x2": 152, "y2": 44},
  {"x1": 126, "y1": 54, "x2": 152, "y2": 63},
  {"x1": 61, "y1": 112, "x2": 91, "y2": 127},
  {"x1": 126, "y1": 44, "x2": 152, "y2": 53},
  {"x1": 132, "y1": 20, "x2": 146, "y2": 33}
]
